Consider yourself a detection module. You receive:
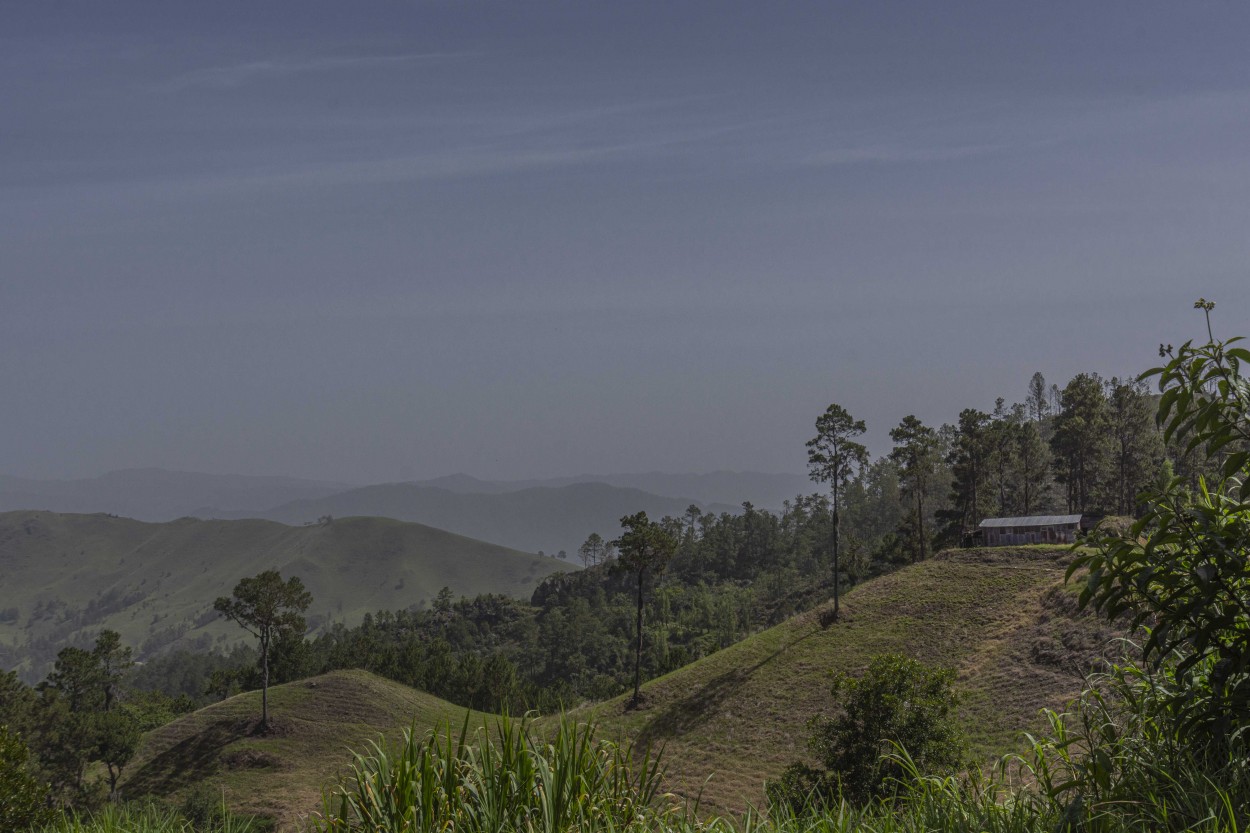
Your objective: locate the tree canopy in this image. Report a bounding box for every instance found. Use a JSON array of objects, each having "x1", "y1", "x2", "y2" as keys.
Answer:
[{"x1": 215, "y1": 570, "x2": 312, "y2": 728}]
